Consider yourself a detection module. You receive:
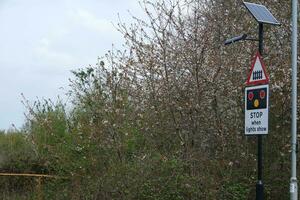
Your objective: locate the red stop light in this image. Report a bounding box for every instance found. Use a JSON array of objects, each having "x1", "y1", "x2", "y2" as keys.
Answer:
[
  {"x1": 248, "y1": 92, "x2": 254, "y2": 101},
  {"x1": 260, "y1": 90, "x2": 266, "y2": 99}
]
